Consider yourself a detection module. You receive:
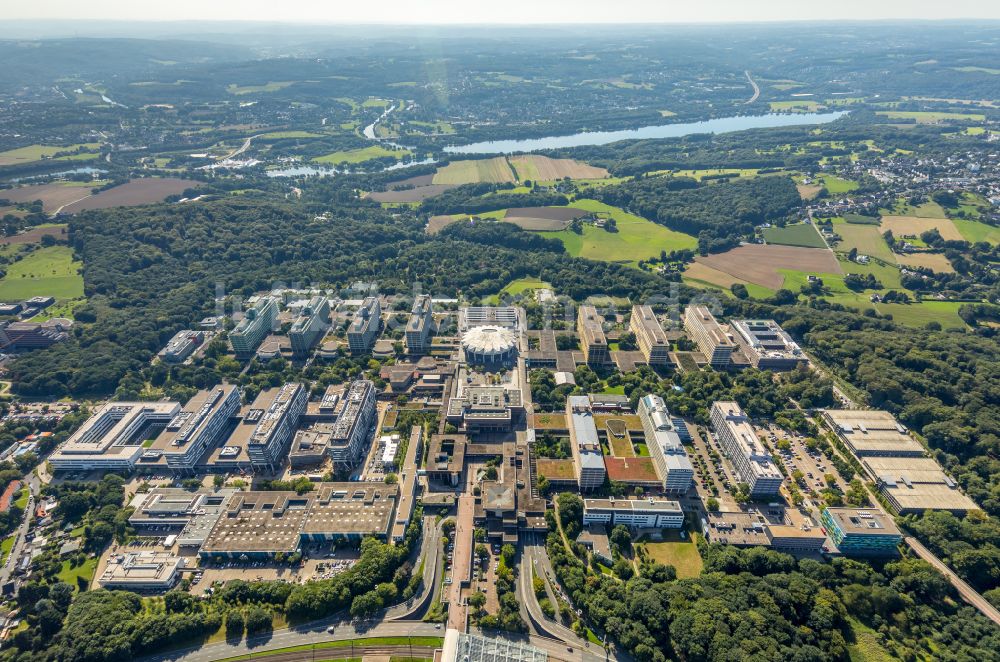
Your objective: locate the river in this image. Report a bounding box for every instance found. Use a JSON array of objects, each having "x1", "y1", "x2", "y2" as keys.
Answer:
[{"x1": 443, "y1": 111, "x2": 849, "y2": 155}]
